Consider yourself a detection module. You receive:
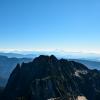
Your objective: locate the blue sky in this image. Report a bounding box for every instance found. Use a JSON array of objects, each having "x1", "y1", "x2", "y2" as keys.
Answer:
[{"x1": 0, "y1": 0, "x2": 100, "y2": 53}]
